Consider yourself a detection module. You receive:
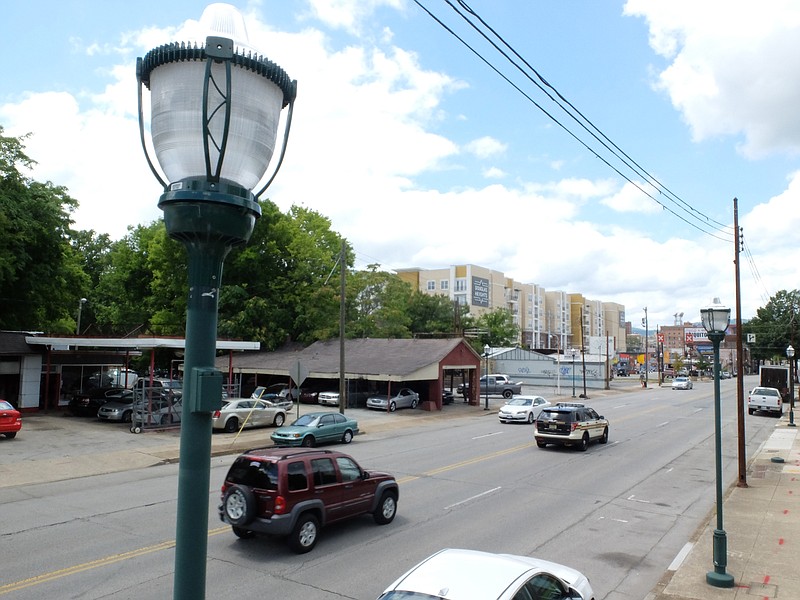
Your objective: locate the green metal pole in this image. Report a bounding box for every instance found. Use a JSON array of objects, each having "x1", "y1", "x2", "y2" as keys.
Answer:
[
  {"x1": 161, "y1": 196, "x2": 258, "y2": 600},
  {"x1": 707, "y1": 330, "x2": 734, "y2": 588}
]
